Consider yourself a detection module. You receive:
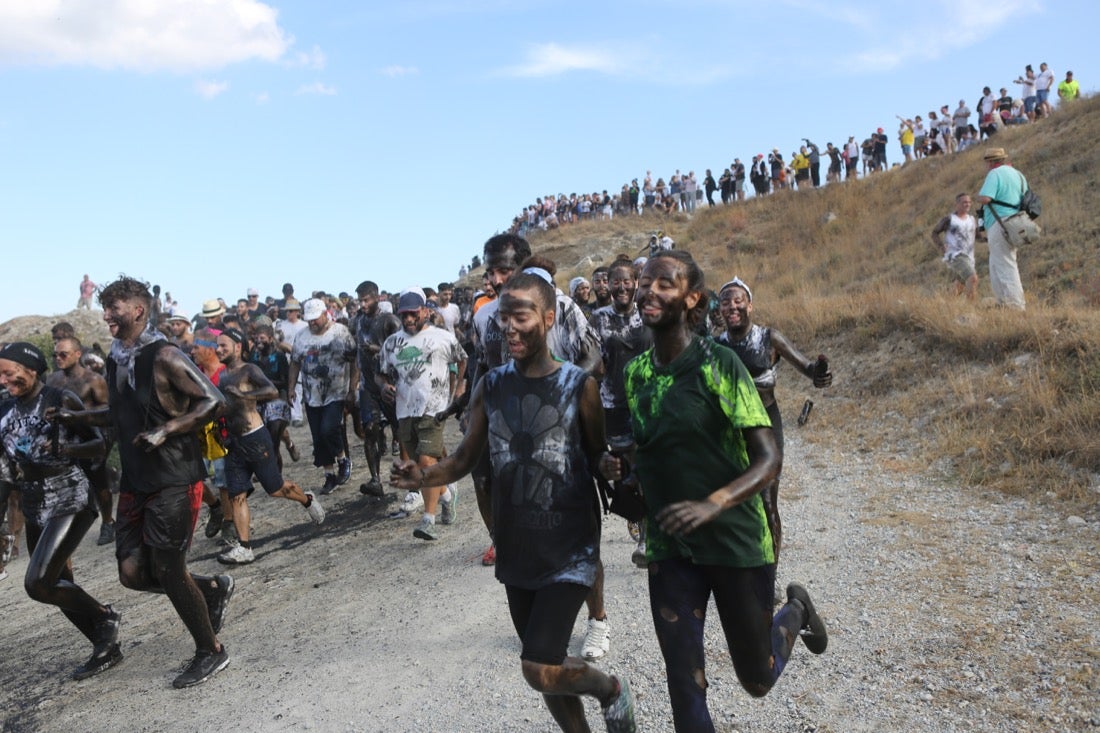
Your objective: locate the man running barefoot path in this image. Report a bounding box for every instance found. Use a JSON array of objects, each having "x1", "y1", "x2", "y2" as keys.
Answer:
[
  {"x1": 56, "y1": 276, "x2": 235, "y2": 689},
  {"x1": 391, "y1": 268, "x2": 636, "y2": 732},
  {"x1": 213, "y1": 329, "x2": 325, "y2": 566}
]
